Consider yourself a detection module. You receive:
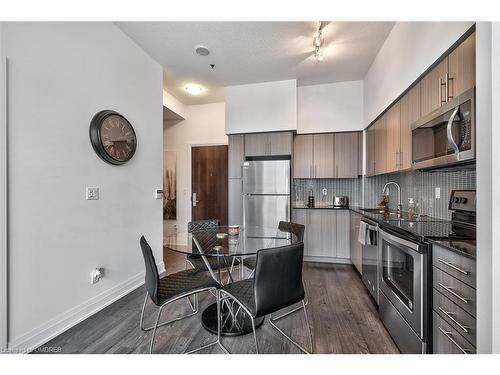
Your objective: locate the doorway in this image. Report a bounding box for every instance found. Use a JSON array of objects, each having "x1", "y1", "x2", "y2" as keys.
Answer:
[{"x1": 191, "y1": 145, "x2": 228, "y2": 225}]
